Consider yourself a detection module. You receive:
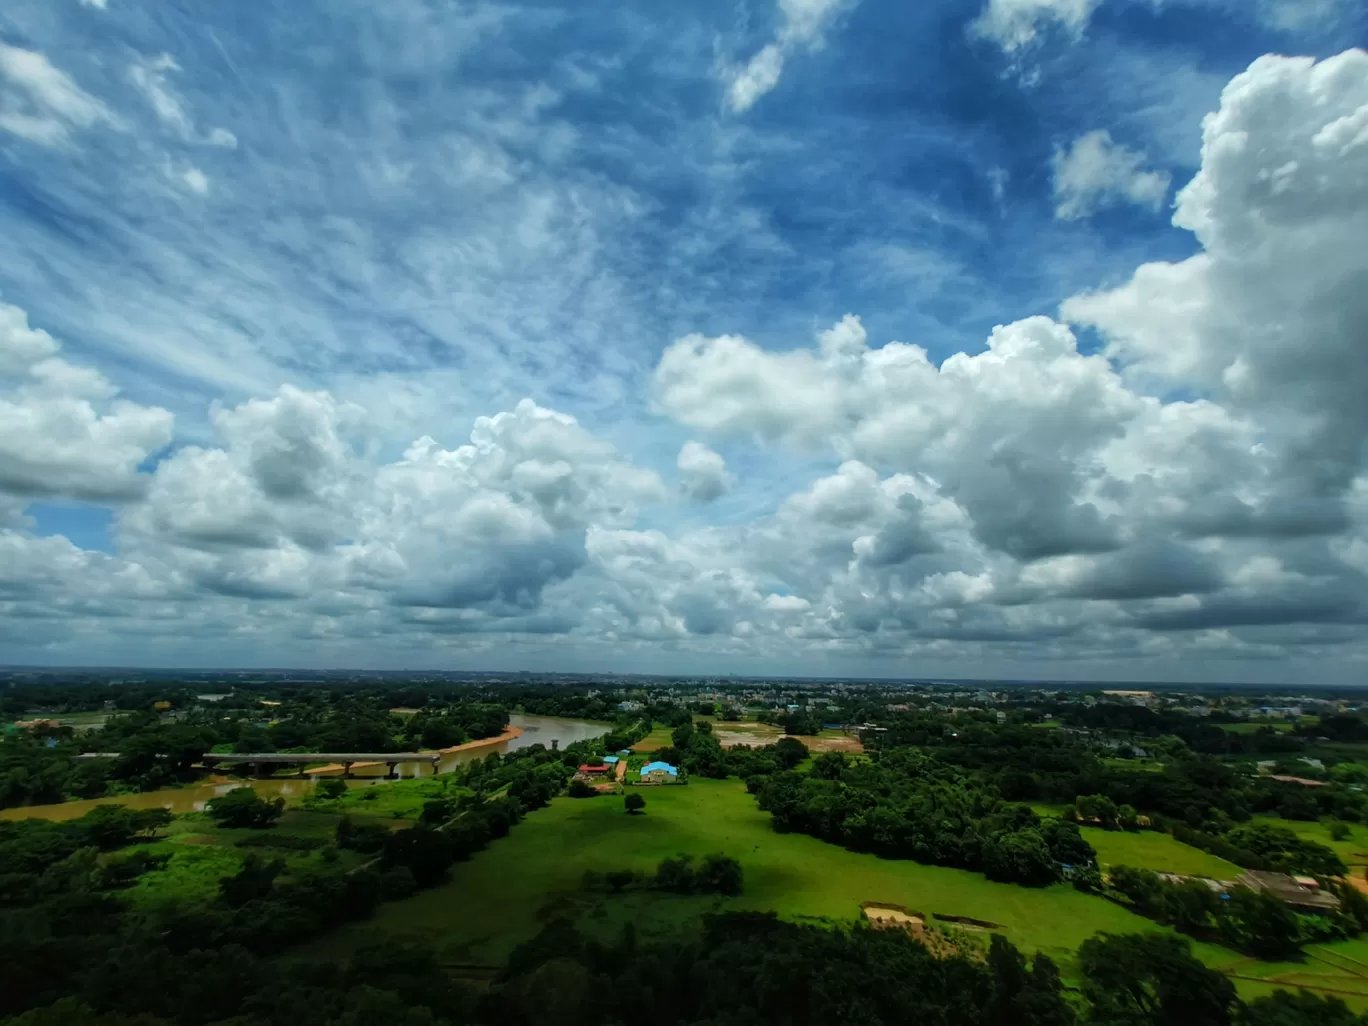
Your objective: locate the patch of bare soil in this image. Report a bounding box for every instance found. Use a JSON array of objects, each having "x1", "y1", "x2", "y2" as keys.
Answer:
[{"x1": 862, "y1": 902, "x2": 924, "y2": 930}]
